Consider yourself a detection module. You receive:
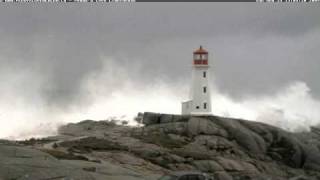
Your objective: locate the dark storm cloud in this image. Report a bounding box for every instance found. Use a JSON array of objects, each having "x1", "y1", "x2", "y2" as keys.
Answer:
[{"x1": 0, "y1": 4, "x2": 319, "y2": 109}]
